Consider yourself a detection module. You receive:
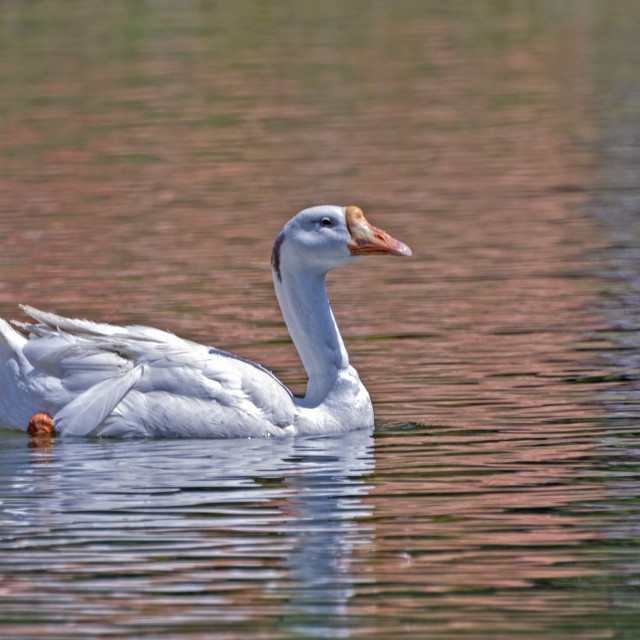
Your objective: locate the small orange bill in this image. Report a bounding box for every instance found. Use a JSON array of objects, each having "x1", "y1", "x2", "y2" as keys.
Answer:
[{"x1": 345, "y1": 206, "x2": 412, "y2": 257}]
